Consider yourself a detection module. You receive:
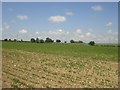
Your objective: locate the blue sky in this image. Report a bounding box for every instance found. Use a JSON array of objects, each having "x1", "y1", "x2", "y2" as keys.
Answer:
[{"x1": 2, "y1": 2, "x2": 118, "y2": 43}]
